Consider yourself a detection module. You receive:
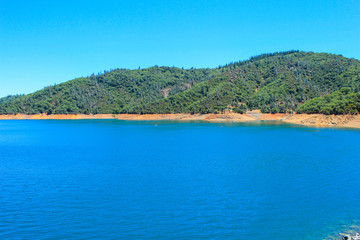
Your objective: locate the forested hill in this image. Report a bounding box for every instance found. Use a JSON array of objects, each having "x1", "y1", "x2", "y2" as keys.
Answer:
[{"x1": 1, "y1": 50, "x2": 360, "y2": 115}]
